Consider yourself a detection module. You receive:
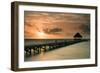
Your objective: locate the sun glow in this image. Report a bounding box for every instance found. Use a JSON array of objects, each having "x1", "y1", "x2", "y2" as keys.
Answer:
[{"x1": 37, "y1": 32, "x2": 46, "y2": 37}]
